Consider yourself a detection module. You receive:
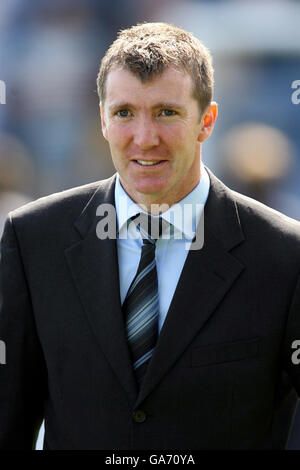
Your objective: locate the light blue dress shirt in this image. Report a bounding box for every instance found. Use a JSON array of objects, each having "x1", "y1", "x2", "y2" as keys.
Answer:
[{"x1": 115, "y1": 162, "x2": 210, "y2": 333}]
